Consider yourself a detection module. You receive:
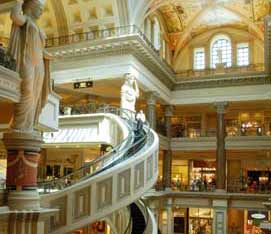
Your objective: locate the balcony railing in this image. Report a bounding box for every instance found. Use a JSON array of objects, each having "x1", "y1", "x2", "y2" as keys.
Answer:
[
  {"x1": 156, "y1": 125, "x2": 271, "y2": 138},
  {"x1": 46, "y1": 25, "x2": 159, "y2": 54},
  {"x1": 176, "y1": 63, "x2": 265, "y2": 79},
  {"x1": 155, "y1": 179, "x2": 271, "y2": 194}
]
